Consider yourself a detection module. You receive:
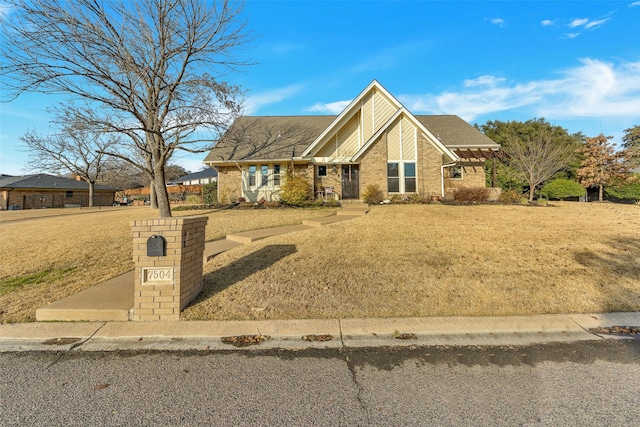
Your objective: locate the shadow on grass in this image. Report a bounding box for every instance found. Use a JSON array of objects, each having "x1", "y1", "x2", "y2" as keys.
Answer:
[
  {"x1": 575, "y1": 236, "x2": 640, "y2": 280},
  {"x1": 193, "y1": 244, "x2": 297, "y2": 303},
  {"x1": 574, "y1": 236, "x2": 640, "y2": 312}
]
